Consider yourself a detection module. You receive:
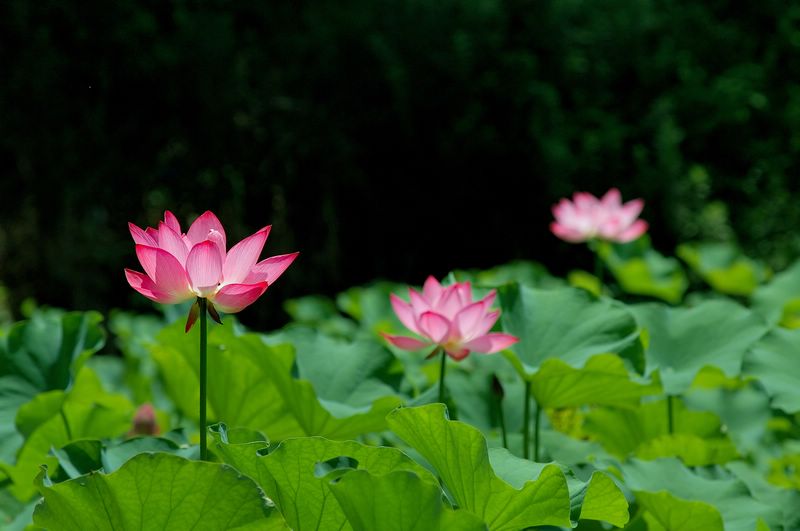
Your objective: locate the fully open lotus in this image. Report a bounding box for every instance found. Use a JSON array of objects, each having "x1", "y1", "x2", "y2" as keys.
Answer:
[
  {"x1": 383, "y1": 276, "x2": 518, "y2": 360},
  {"x1": 125, "y1": 210, "x2": 298, "y2": 330},
  {"x1": 550, "y1": 188, "x2": 648, "y2": 243}
]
